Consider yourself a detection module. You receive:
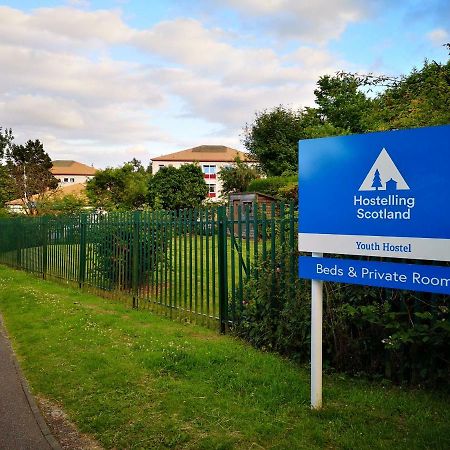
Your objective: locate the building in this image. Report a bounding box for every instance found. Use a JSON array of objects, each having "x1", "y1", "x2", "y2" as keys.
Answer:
[
  {"x1": 51, "y1": 160, "x2": 97, "y2": 186},
  {"x1": 151, "y1": 145, "x2": 254, "y2": 200}
]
